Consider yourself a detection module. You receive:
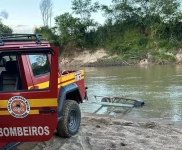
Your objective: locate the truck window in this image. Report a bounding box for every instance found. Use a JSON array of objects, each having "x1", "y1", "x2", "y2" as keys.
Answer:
[
  {"x1": 29, "y1": 54, "x2": 50, "y2": 77},
  {"x1": 0, "y1": 55, "x2": 22, "y2": 91}
]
